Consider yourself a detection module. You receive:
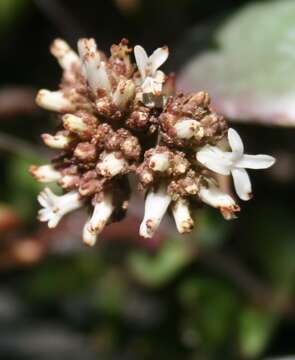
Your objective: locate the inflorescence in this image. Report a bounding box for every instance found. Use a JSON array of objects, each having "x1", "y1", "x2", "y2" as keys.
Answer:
[{"x1": 30, "y1": 38, "x2": 275, "y2": 245}]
